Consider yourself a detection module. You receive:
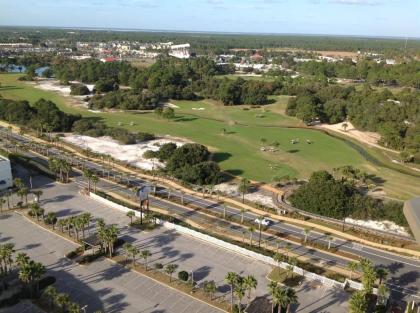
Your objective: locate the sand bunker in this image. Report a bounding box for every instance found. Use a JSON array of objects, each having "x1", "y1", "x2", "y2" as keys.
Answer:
[
  {"x1": 63, "y1": 134, "x2": 186, "y2": 171},
  {"x1": 345, "y1": 217, "x2": 410, "y2": 237}
]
